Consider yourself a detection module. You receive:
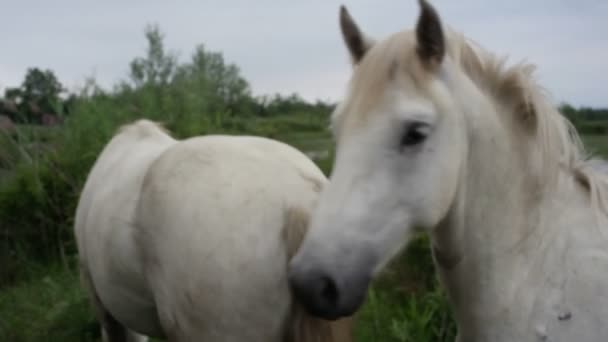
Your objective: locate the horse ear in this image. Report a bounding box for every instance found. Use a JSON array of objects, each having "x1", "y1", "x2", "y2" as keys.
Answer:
[
  {"x1": 415, "y1": 0, "x2": 445, "y2": 69},
  {"x1": 340, "y1": 5, "x2": 373, "y2": 64}
]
